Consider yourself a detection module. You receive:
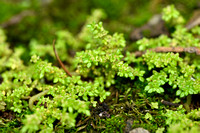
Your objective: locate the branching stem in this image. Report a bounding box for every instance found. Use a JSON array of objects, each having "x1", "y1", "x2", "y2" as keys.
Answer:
[{"x1": 134, "y1": 46, "x2": 200, "y2": 57}]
